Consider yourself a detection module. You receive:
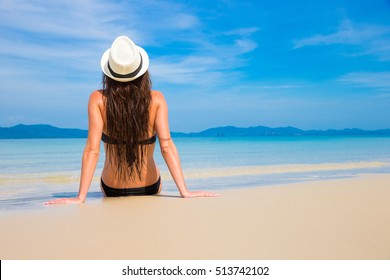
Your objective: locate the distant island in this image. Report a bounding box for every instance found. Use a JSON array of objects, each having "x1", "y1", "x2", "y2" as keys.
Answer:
[
  {"x1": 0, "y1": 124, "x2": 87, "y2": 139},
  {"x1": 180, "y1": 126, "x2": 390, "y2": 137},
  {"x1": 1, "y1": 124, "x2": 390, "y2": 139}
]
